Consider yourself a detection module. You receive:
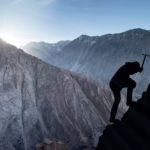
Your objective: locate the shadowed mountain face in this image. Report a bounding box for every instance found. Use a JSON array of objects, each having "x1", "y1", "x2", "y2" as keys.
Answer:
[
  {"x1": 96, "y1": 84, "x2": 150, "y2": 150},
  {"x1": 23, "y1": 28, "x2": 150, "y2": 95},
  {"x1": 0, "y1": 39, "x2": 123, "y2": 150}
]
